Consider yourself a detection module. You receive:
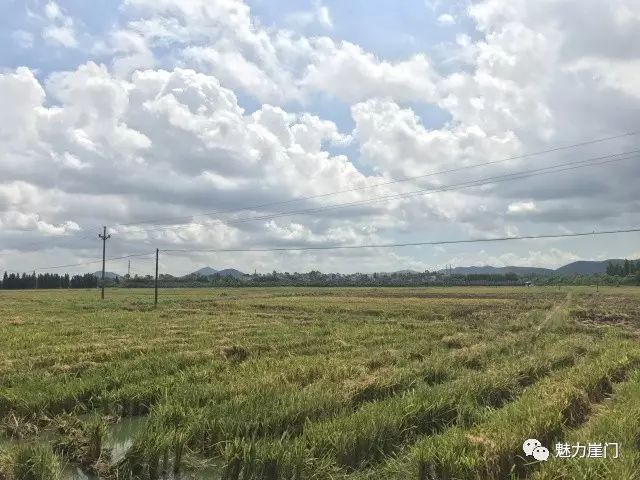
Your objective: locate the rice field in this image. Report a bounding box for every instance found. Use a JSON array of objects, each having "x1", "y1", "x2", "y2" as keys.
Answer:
[{"x1": 1, "y1": 286, "x2": 640, "y2": 479}]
